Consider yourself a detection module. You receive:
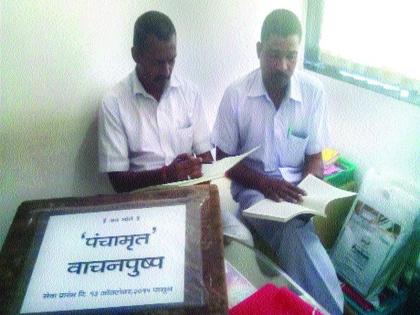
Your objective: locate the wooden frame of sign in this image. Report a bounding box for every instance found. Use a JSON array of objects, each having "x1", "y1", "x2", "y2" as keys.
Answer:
[{"x1": 0, "y1": 185, "x2": 228, "y2": 314}]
